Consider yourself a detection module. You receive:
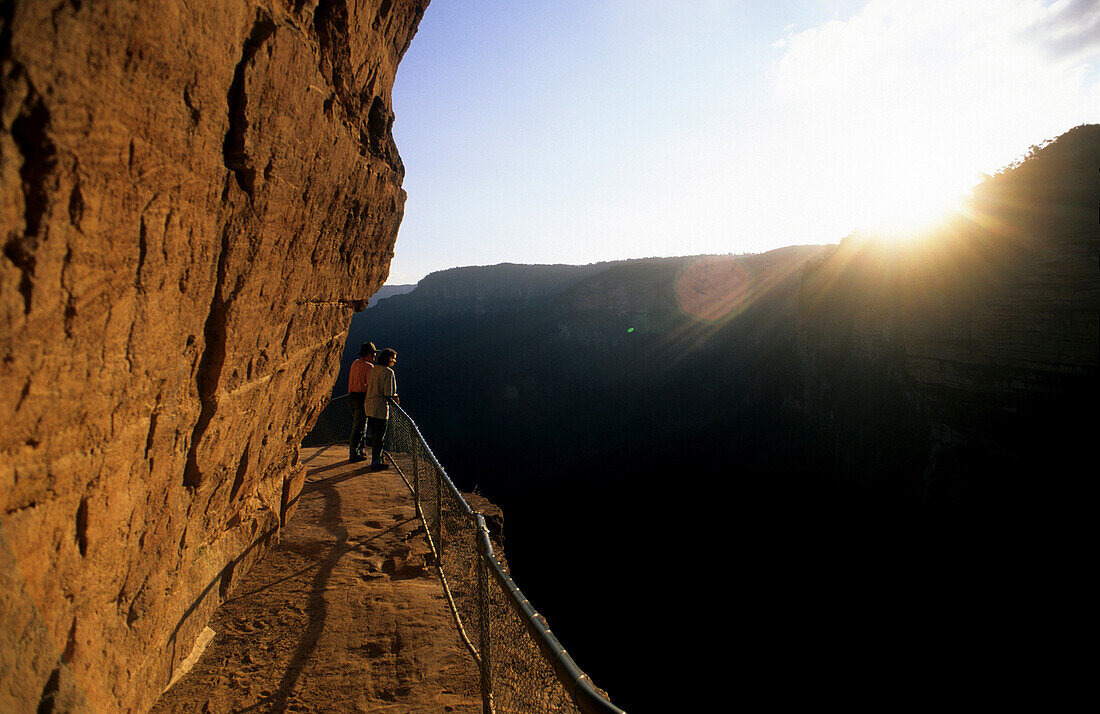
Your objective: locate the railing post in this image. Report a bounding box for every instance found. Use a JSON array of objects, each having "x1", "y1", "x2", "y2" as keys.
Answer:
[
  {"x1": 413, "y1": 441, "x2": 421, "y2": 518},
  {"x1": 477, "y1": 540, "x2": 493, "y2": 713},
  {"x1": 435, "y1": 467, "x2": 444, "y2": 558}
]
